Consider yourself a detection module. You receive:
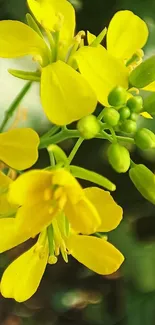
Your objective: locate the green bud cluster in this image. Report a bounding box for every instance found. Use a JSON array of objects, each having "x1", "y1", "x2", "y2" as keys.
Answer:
[{"x1": 102, "y1": 86, "x2": 144, "y2": 134}]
